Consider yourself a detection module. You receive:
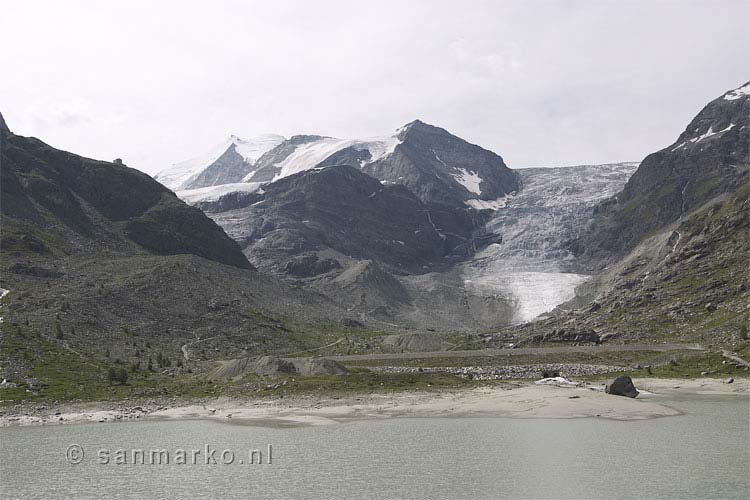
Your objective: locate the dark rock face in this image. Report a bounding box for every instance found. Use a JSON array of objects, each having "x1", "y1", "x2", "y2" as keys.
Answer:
[
  {"x1": 195, "y1": 190, "x2": 264, "y2": 213},
  {"x1": 282, "y1": 254, "x2": 342, "y2": 278},
  {"x1": 365, "y1": 120, "x2": 520, "y2": 206},
  {"x1": 525, "y1": 328, "x2": 600, "y2": 345},
  {"x1": 0, "y1": 111, "x2": 9, "y2": 134},
  {"x1": 0, "y1": 126, "x2": 251, "y2": 269},
  {"x1": 573, "y1": 82, "x2": 750, "y2": 266},
  {"x1": 185, "y1": 144, "x2": 252, "y2": 188},
  {"x1": 209, "y1": 165, "x2": 491, "y2": 274},
  {"x1": 606, "y1": 376, "x2": 639, "y2": 398}
]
